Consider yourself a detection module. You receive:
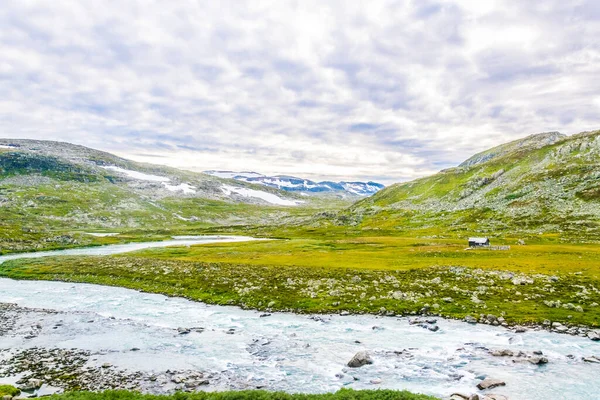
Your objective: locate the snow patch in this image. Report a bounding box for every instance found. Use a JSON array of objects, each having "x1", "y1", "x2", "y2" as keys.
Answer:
[
  {"x1": 162, "y1": 182, "x2": 196, "y2": 194},
  {"x1": 101, "y1": 166, "x2": 170, "y2": 182},
  {"x1": 221, "y1": 185, "x2": 302, "y2": 206},
  {"x1": 84, "y1": 232, "x2": 119, "y2": 237},
  {"x1": 0, "y1": 145, "x2": 16, "y2": 149},
  {"x1": 205, "y1": 170, "x2": 264, "y2": 179}
]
